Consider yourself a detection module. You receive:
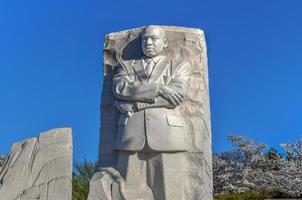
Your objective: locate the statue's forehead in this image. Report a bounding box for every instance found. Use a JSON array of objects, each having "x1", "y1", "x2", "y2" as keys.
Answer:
[{"x1": 142, "y1": 27, "x2": 165, "y2": 37}]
